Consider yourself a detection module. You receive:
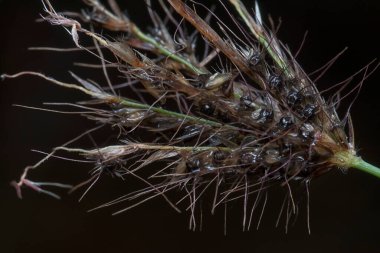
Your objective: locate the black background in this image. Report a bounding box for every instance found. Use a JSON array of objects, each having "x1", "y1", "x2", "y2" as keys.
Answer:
[{"x1": 1, "y1": 0, "x2": 380, "y2": 252}]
